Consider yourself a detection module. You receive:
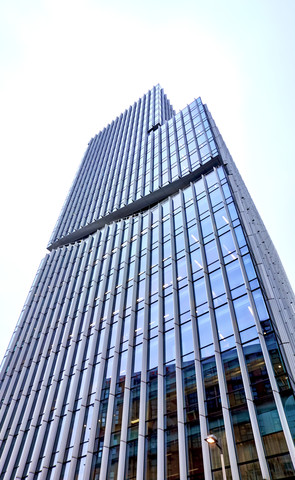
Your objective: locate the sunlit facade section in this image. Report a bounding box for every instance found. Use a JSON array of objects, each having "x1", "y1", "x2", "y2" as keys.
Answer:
[{"x1": 0, "y1": 87, "x2": 295, "y2": 480}]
